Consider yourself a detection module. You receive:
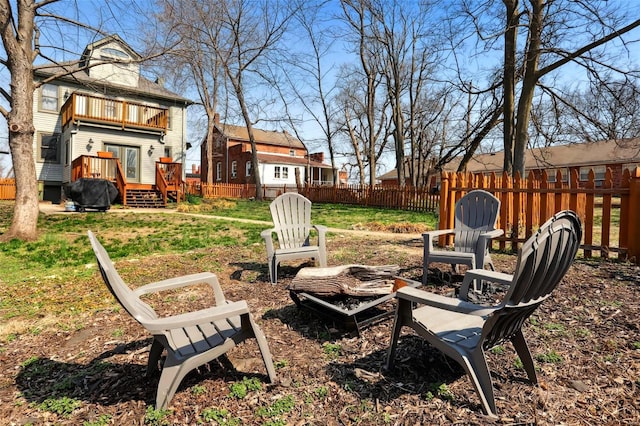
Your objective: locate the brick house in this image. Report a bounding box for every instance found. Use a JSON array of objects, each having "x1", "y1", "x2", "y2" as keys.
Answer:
[
  {"x1": 201, "y1": 114, "x2": 338, "y2": 186},
  {"x1": 380, "y1": 138, "x2": 640, "y2": 188}
]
